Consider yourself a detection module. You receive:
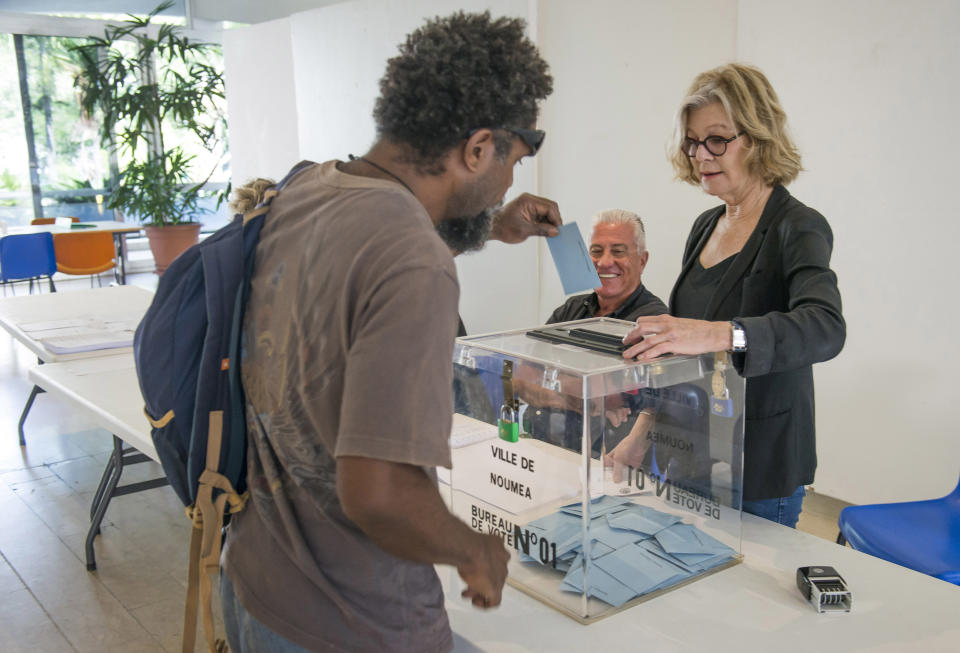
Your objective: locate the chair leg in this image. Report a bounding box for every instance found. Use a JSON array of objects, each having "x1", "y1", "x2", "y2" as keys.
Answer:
[
  {"x1": 48, "y1": 276, "x2": 56, "y2": 293},
  {"x1": 836, "y1": 531, "x2": 847, "y2": 546}
]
